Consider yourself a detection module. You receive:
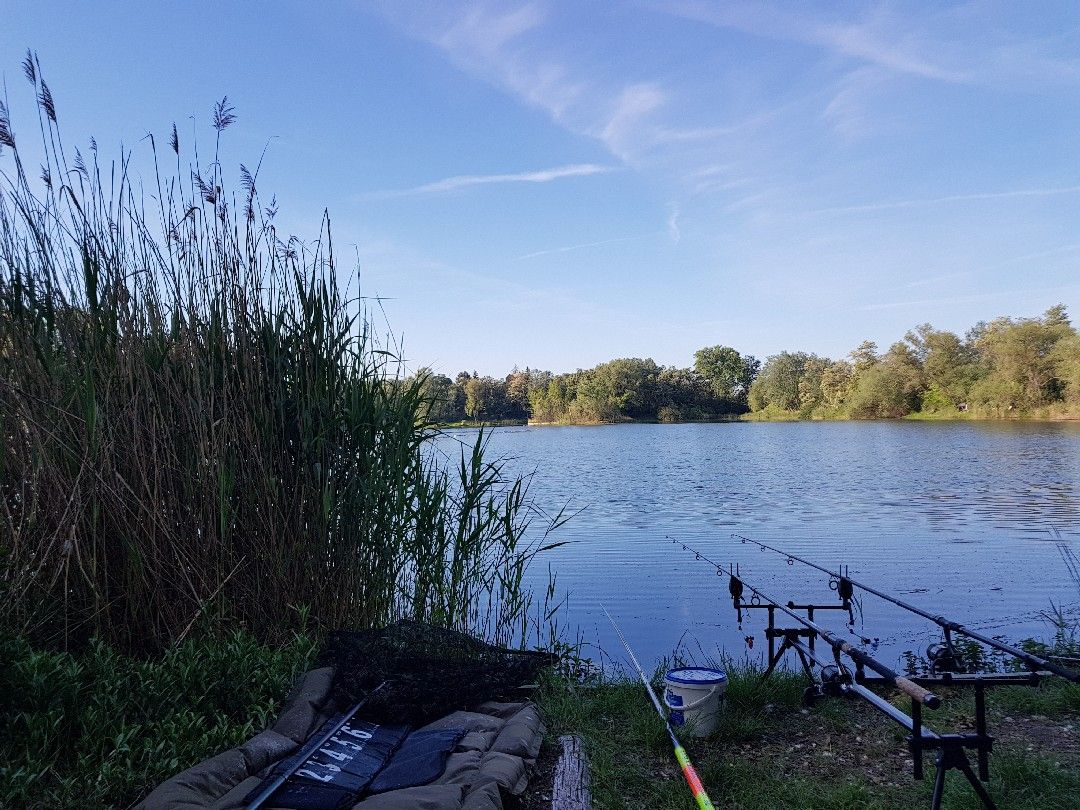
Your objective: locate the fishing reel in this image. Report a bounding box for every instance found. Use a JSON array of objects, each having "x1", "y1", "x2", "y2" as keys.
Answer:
[
  {"x1": 820, "y1": 664, "x2": 849, "y2": 696},
  {"x1": 926, "y1": 641, "x2": 964, "y2": 674},
  {"x1": 804, "y1": 664, "x2": 848, "y2": 704}
]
